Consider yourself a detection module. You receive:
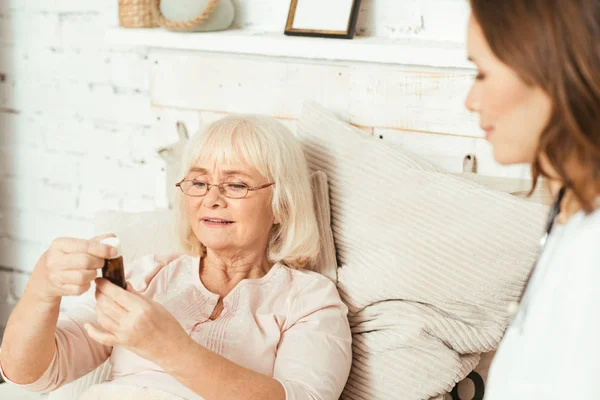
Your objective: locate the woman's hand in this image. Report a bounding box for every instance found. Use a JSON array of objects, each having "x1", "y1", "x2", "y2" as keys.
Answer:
[
  {"x1": 85, "y1": 278, "x2": 191, "y2": 365},
  {"x1": 29, "y1": 234, "x2": 117, "y2": 304}
]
